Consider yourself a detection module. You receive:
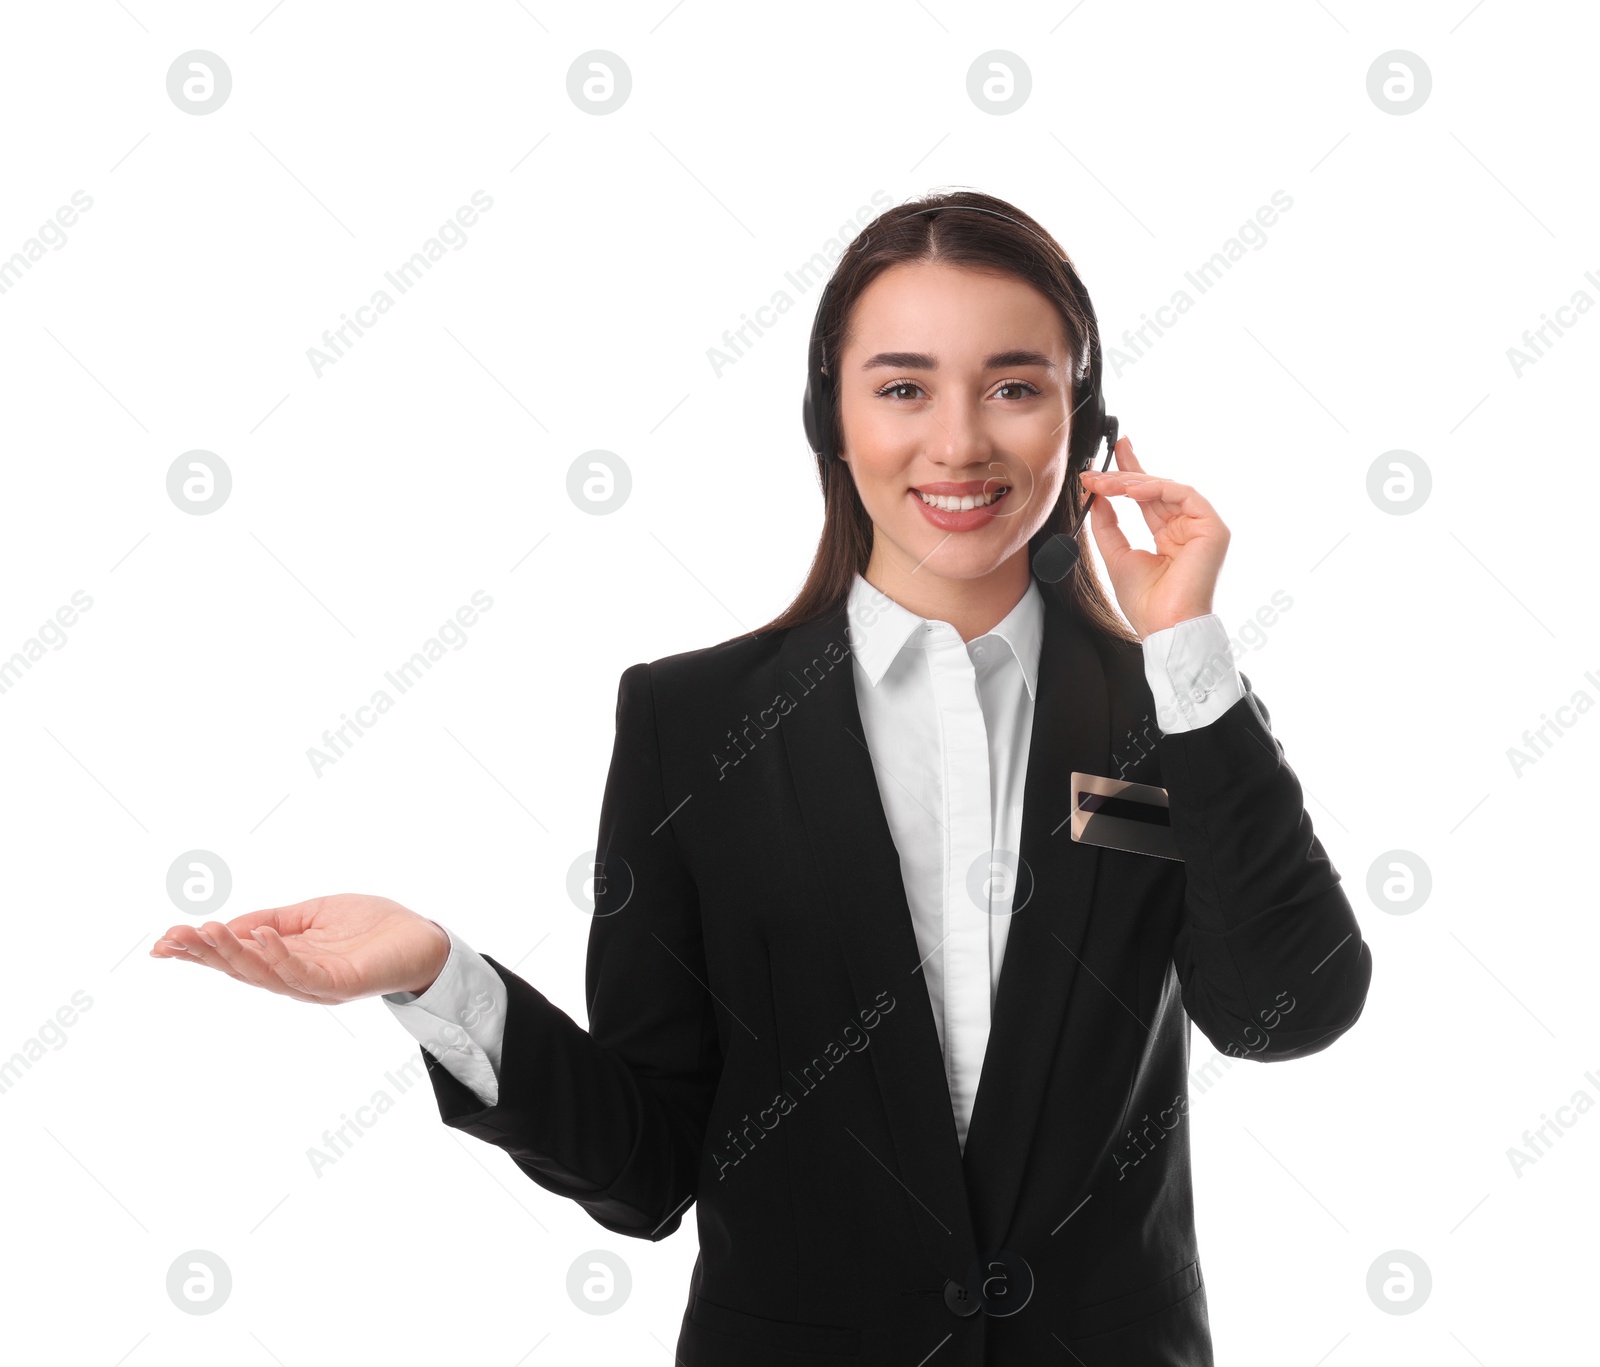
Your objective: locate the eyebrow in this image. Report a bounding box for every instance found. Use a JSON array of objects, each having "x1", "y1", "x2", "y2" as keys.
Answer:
[{"x1": 860, "y1": 349, "x2": 1056, "y2": 371}]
